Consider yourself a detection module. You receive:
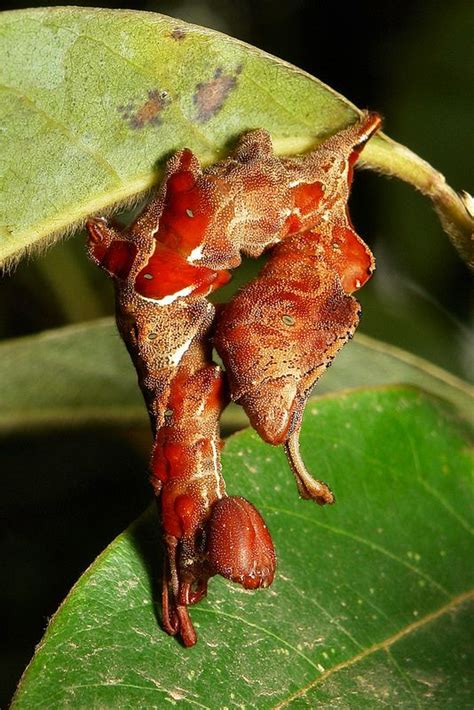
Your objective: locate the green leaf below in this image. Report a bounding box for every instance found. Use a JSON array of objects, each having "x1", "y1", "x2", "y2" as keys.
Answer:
[{"x1": 12, "y1": 387, "x2": 474, "y2": 708}]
